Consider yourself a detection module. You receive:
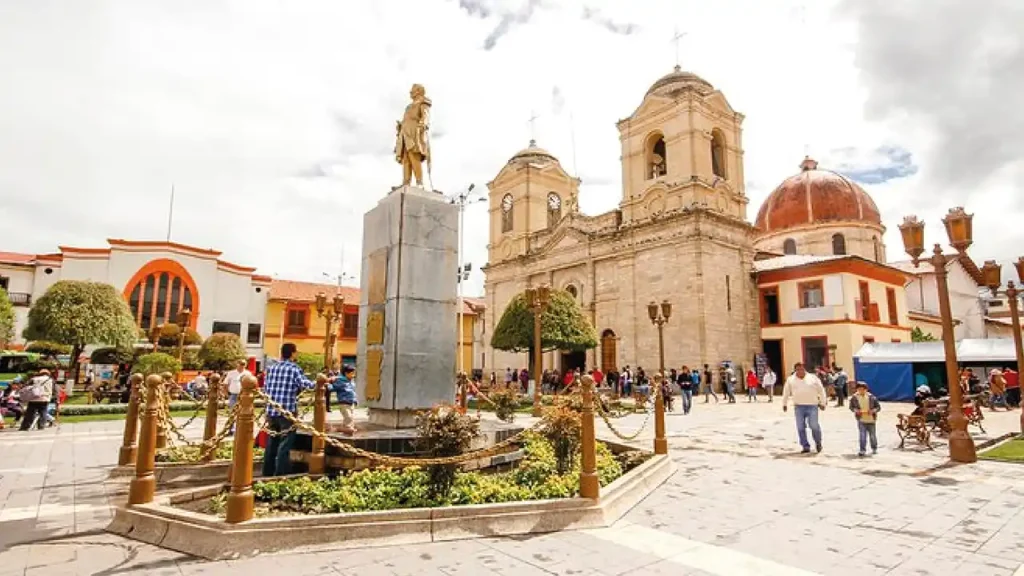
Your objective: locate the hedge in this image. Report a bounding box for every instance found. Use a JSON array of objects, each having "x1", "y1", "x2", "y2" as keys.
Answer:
[{"x1": 57, "y1": 397, "x2": 314, "y2": 416}]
